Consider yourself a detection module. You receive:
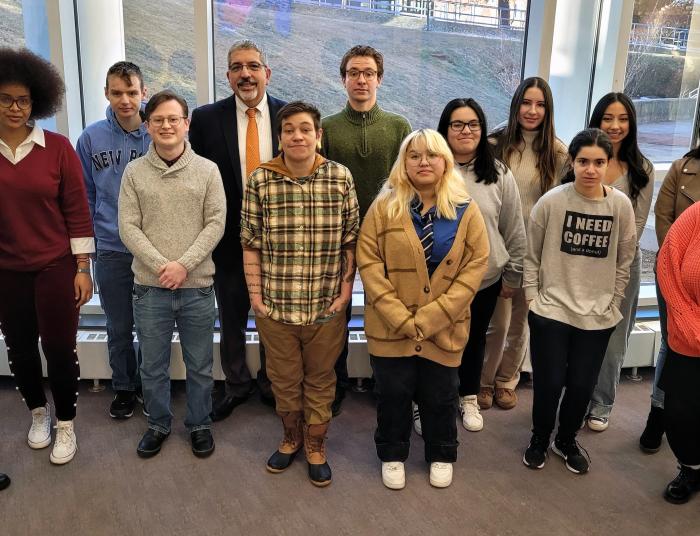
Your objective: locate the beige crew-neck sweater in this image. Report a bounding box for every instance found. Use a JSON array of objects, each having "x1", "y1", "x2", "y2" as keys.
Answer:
[{"x1": 504, "y1": 129, "x2": 569, "y2": 227}]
